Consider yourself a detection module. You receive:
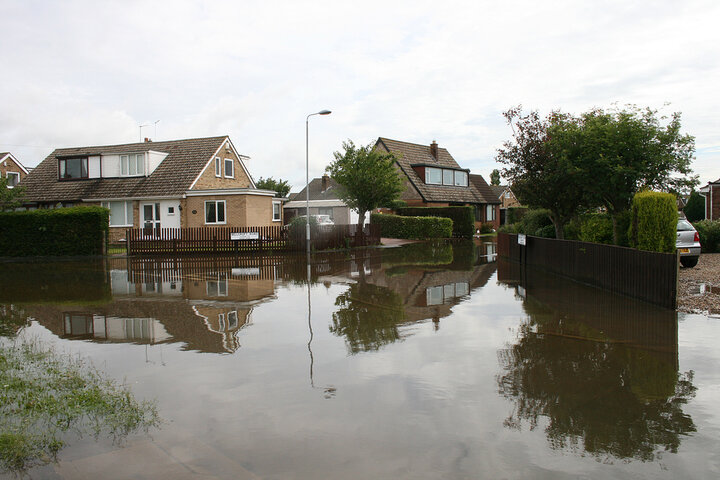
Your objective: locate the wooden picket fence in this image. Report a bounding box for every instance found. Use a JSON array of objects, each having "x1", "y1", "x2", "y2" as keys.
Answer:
[{"x1": 125, "y1": 224, "x2": 381, "y2": 255}]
